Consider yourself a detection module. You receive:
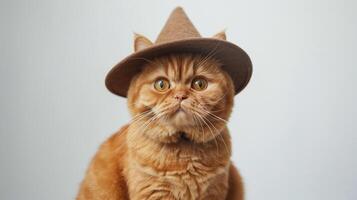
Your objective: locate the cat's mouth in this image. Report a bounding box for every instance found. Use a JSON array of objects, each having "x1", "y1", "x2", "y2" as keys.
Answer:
[
  {"x1": 170, "y1": 105, "x2": 187, "y2": 116},
  {"x1": 175, "y1": 107, "x2": 185, "y2": 114},
  {"x1": 160, "y1": 104, "x2": 197, "y2": 129}
]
